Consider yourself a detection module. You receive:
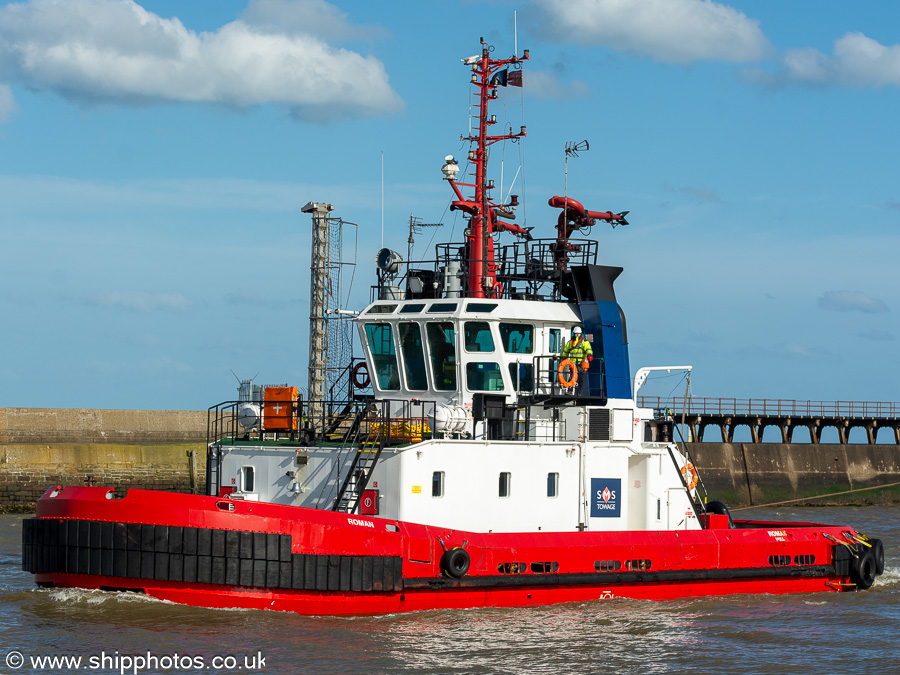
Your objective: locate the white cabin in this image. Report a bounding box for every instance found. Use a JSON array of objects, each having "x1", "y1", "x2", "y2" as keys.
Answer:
[{"x1": 209, "y1": 294, "x2": 701, "y2": 534}]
